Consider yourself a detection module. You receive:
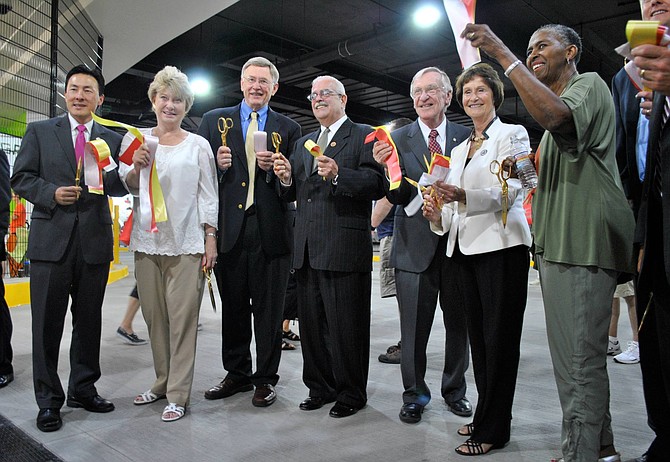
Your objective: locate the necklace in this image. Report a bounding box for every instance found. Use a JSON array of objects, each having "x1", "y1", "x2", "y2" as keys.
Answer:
[{"x1": 470, "y1": 132, "x2": 485, "y2": 151}]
